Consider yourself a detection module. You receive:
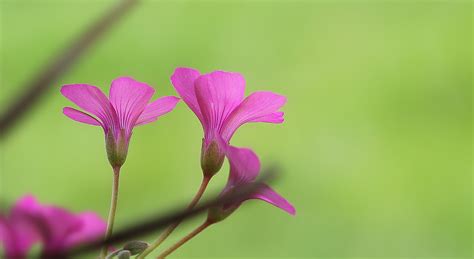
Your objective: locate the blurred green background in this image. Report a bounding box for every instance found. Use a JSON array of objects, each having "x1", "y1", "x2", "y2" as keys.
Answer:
[{"x1": 0, "y1": 0, "x2": 471, "y2": 258}]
